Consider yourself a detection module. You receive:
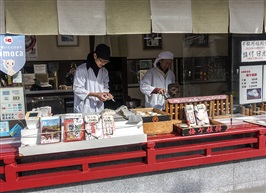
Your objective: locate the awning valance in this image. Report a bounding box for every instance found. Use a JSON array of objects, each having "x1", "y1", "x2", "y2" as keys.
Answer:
[
  {"x1": 0, "y1": 0, "x2": 5, "y2": 34},
  {"x1": 5, "y1": 0, "x2": 58, "y2": 35},
  {"x1": 57, "y1": 0, "x2": 106, "y2": 35},
  {"x1": 1, "y1": 0, "x2": 266, "y2": 35},
  {"x1": 106, "y1": 0, "x2": 151, "y2": 34},
  {"x1": 192, "y1": 0, "x2": 228, "y2": 34},
  {"x1": 229, "y1": 0, "x2": 264, "y2": 34},
  {"x1": 150, "y1": 0, "x2": 192, "y2": 33}
]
